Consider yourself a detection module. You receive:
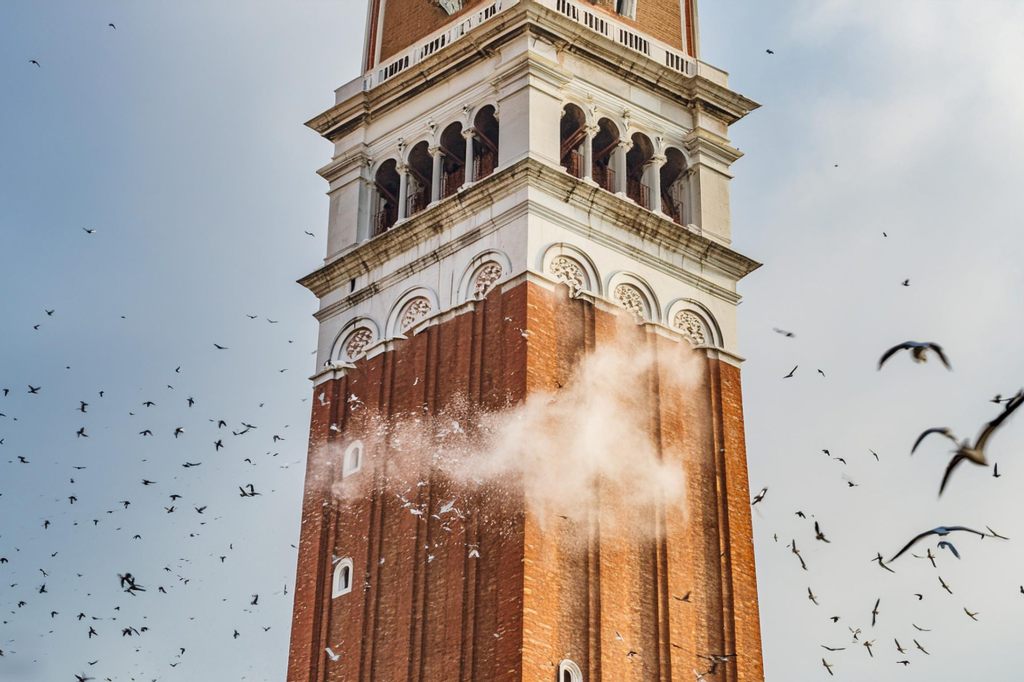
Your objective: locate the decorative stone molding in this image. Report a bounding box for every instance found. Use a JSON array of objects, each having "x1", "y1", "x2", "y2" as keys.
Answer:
[
  {"x1": 399, "y1": 297, "x2": 432, "y2": 331},
  {"x1": 673, "y1": 310, "x2": 707, "y2": 345},
  {"x1": 549, "y1": 256, "x2": 587, "y2": 296},
  {"x1": 472, "y1": 262, "x2": 503, "y2": 298},
  {"x1": 614, "y1": 283, "x2": 647, "y2": 321},
  {"x1": 342, "y1": 327, "x2": 375, "y2": 361}
]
